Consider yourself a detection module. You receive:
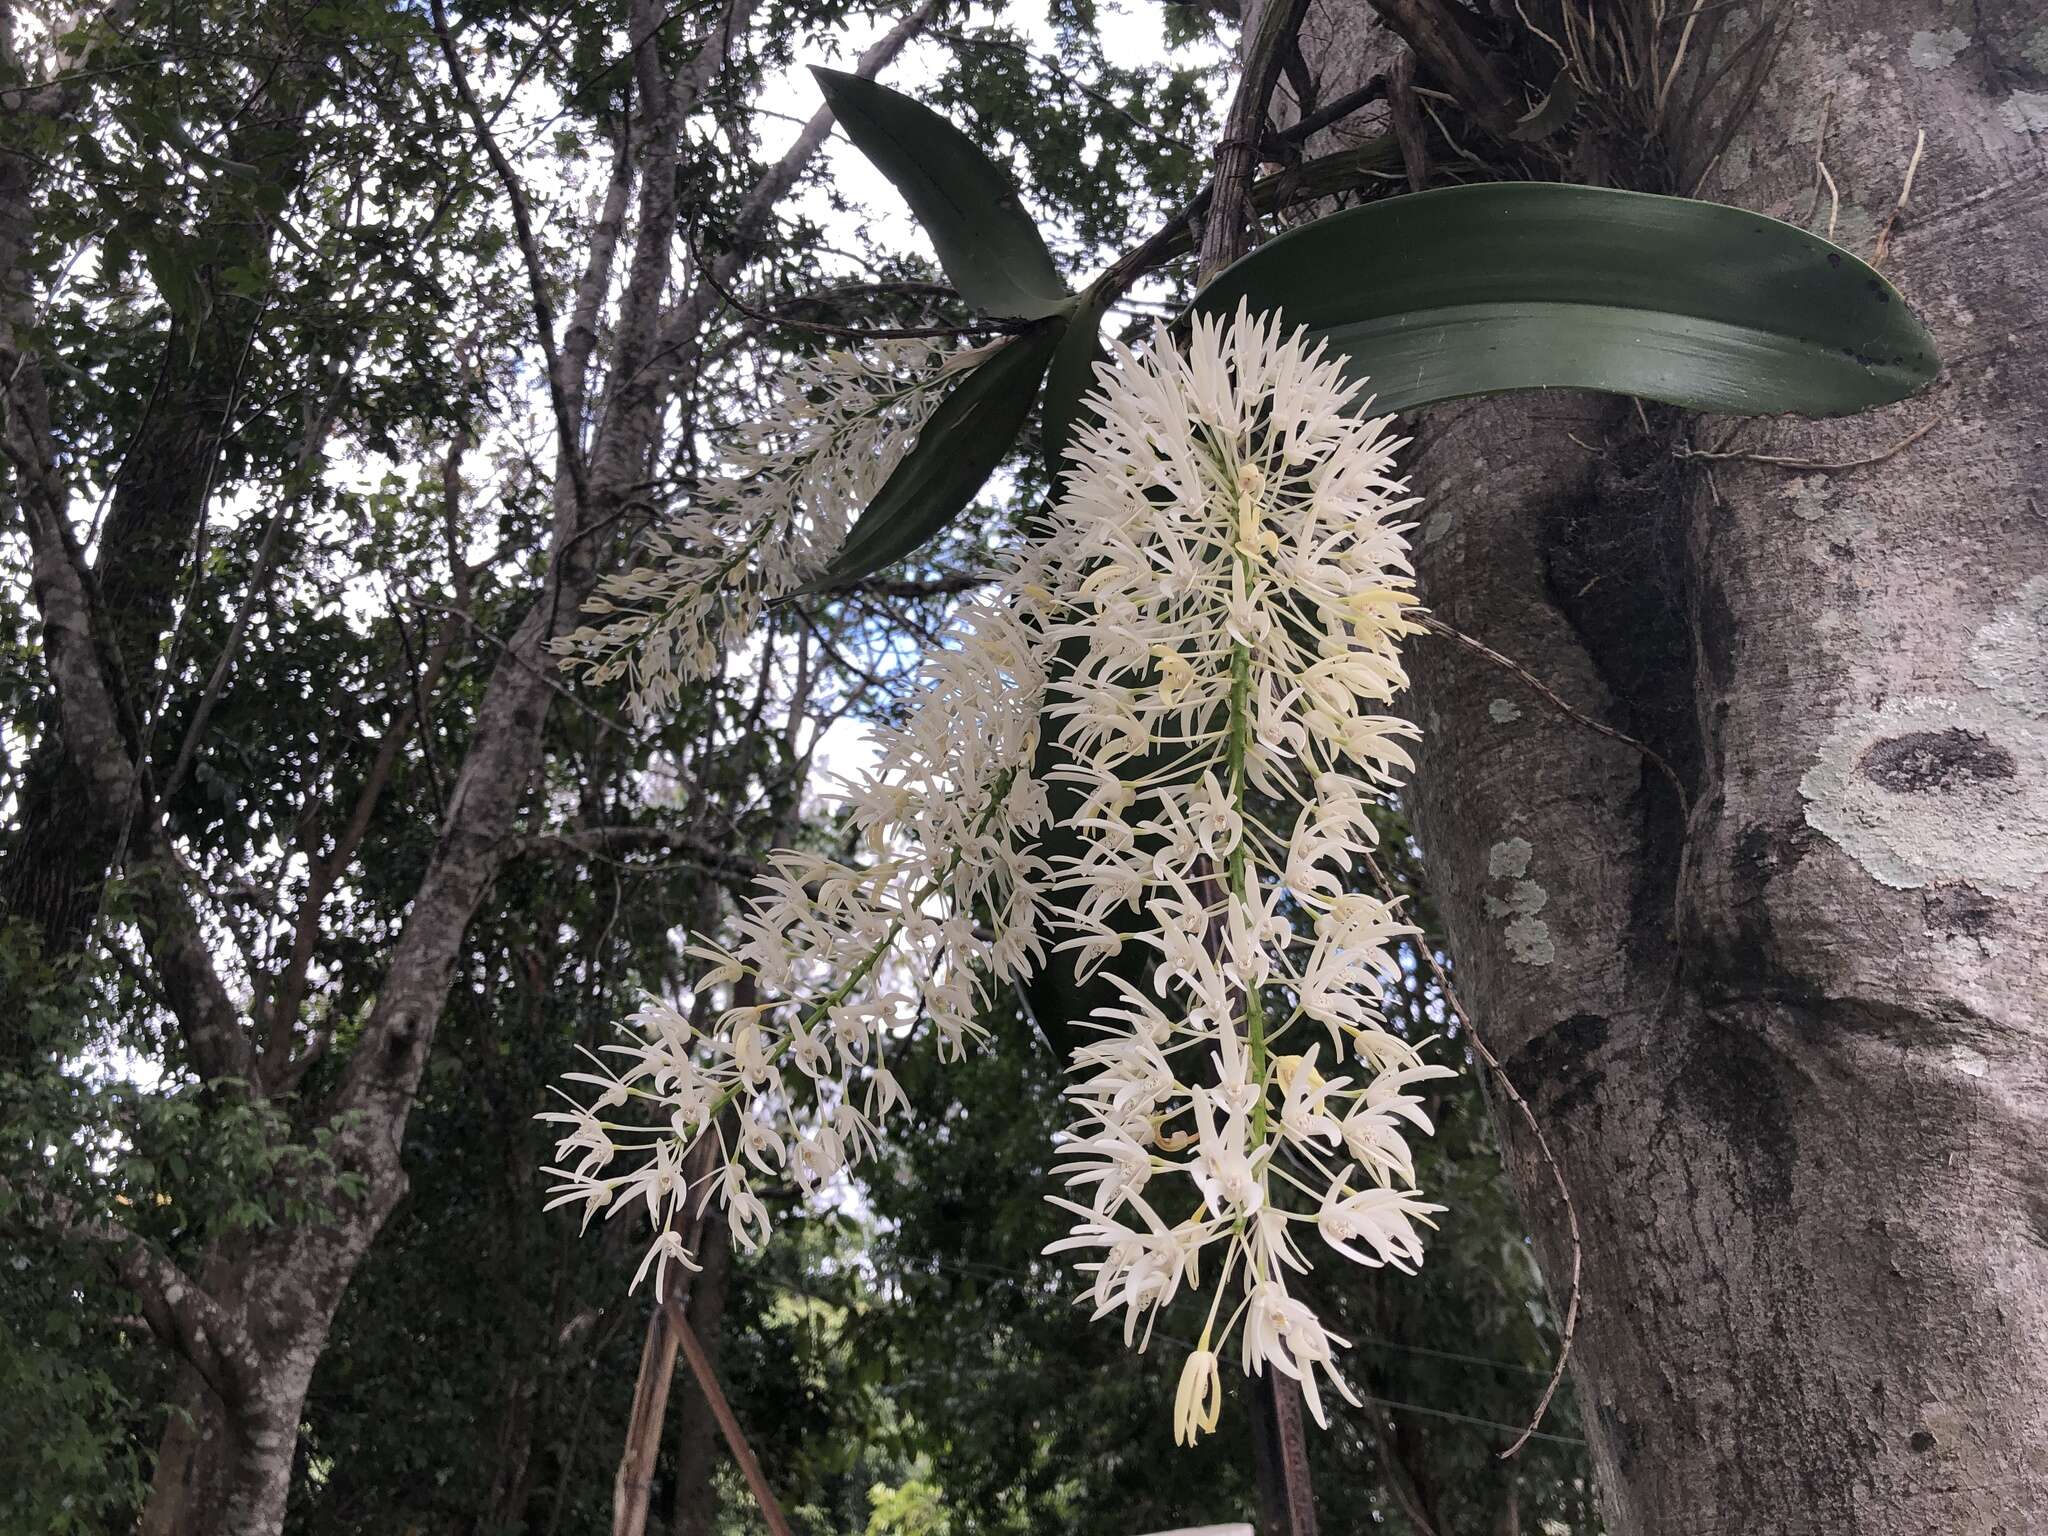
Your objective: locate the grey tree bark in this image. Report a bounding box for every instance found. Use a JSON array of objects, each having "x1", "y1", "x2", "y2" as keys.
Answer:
[{"x1": 1281, "y1": 1, "x2": 2048, "y2": 1530}]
